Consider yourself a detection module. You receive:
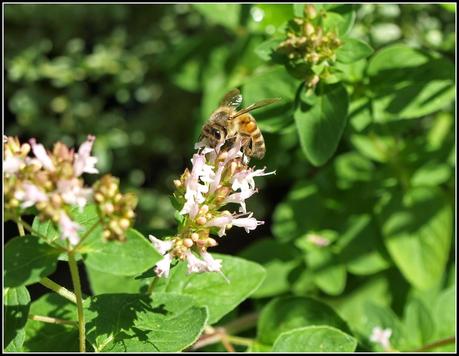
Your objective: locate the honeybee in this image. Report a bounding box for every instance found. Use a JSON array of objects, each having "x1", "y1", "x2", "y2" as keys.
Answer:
[{"x1": 200, "y1": 89, "x2": 280, "y2": 160}]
